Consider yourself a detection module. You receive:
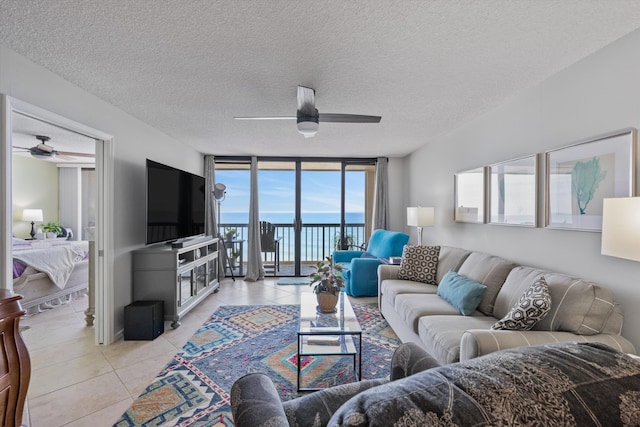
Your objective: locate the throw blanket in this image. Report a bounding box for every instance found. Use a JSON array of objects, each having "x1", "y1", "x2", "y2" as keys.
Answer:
[
  {"x1": 13, "y1": 240, "x2": 89, "y2": 289},
  {"x1": 329, "y1": 342, "x2": 640, "y2": 426}
]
